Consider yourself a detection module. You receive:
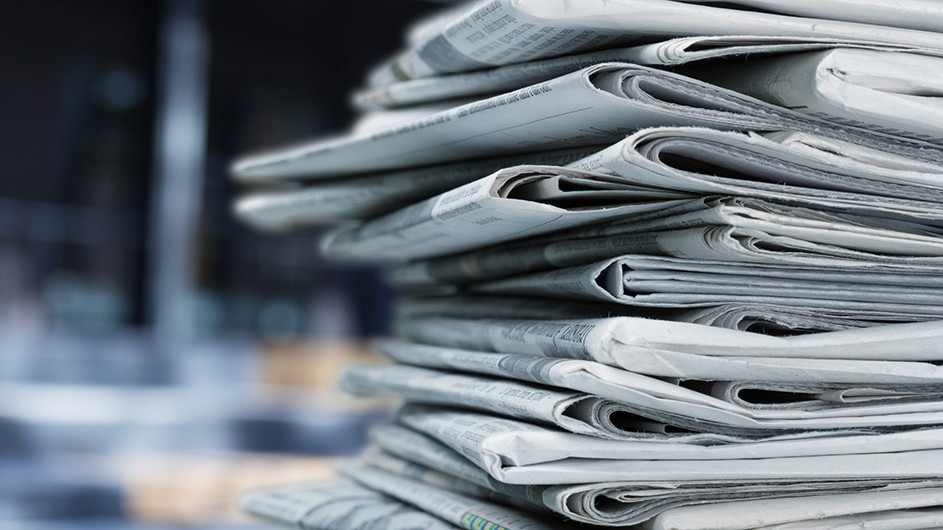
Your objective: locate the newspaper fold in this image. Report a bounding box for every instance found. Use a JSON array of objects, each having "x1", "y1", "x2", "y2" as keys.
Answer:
[
  {"x1": 367, "y1": 424, "x2": 546, "y2": 507},
  {"x1": 396, "y1": 405, "x2": 943, "y2": 485},
  {"x1": 368, "y1": 423, "x2": 943, "y2": 528},
  {"x1": 326, "y1": 124, "x2": 943, "y2": 260},
  {"x1": 471, "y1": 254, "x2": 943, "y2": 318},
  {"x1": 337, "y1": 460, "x2": 558, "y2": 530},
  {"x1": 671, "y1": 0, "x2": 943, "y2": 32},
  {"x1": 321, "y1": 166, "x2": 690, "y2": 261},
  {"x1": 395, "y1": 294, "x2": 892, "y2": 333},
  {"x1": 240, "y1": 480, "x2": 457, "y2": 530},
  {"x1": 356, "y1": 37, "x2": 938, "y2": 109},
  {"x1": 369, "y1": 0, "x2": 943, "y2": 84},
  {"x1": 374, "y1": 341, "x2": 943, "y2": 430},
  {"x1": 569, "y1": 128, "x2": 943, "y2": 222},
  {"x1": 340, "y1": 363, "x2": 711, "y2": 440},
  {"x1": 234, "y1": 64, "x2": 939, "y2": 181},
  {"x1": 676, "y1": 304, "x2": 886, "y2": 332},
  {"x1": 681, "y1": 48, "x2": 943, "y2": 142},
  {"x1": 399, "y1": 316, "x2": 943, "y2": 383},
  {"x1": 357, "y1": 444, "x2": 546, "y2": 515},
  {"x1": 233, "y1": 147, "x2": 597, "y2": 230},
  {"x1": 647, "y1": 488, "x2": 943, "y2": 530},
  {"x1": 389, "y1": 196, "x2": 943, "y2": 288}
]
